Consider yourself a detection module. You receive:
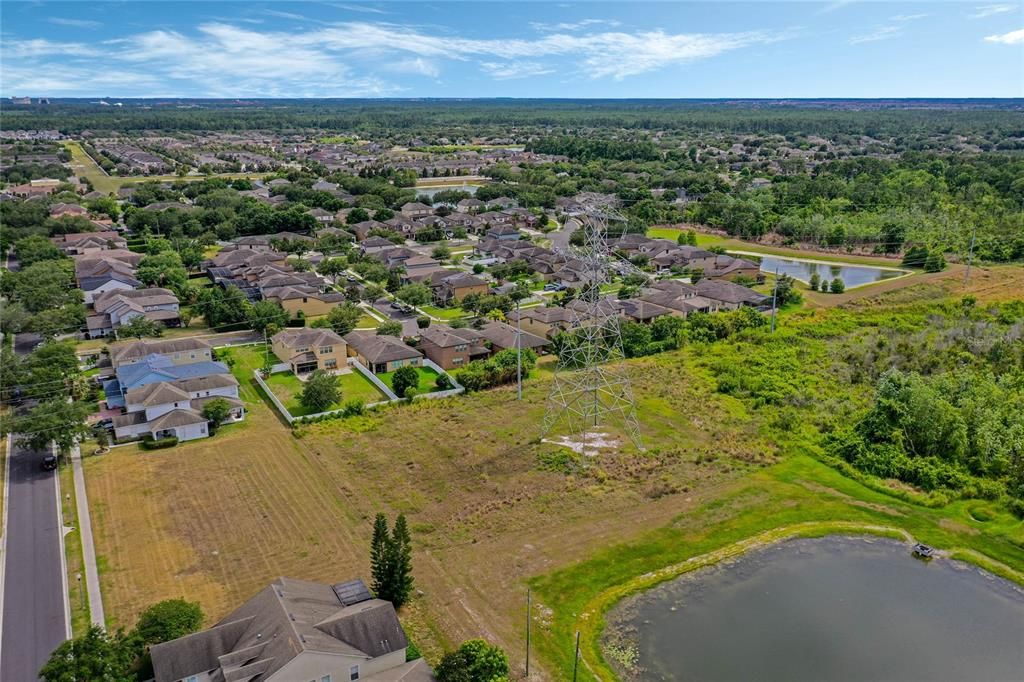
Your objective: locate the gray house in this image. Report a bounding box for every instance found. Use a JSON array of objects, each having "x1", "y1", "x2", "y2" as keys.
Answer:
[{"x1": 151, "y1": 577, "x2": 432, "y2": 682}]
